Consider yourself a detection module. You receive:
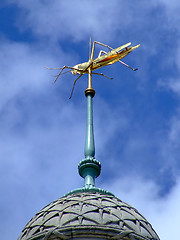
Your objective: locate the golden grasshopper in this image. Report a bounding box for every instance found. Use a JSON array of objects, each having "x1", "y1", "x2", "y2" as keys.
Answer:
[{"x1": 46, "y1": 41, "x2": 140, "y2": 99}]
